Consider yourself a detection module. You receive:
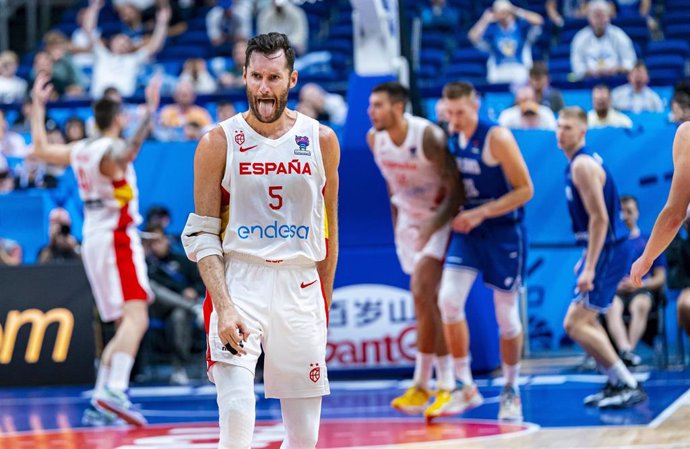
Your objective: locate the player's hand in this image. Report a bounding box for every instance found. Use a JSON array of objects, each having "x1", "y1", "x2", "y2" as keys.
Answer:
[
  {"x1": 145, "y1": 73, "x2": 162, "y2": 112},
  {"x1": 217, "y1": 305, "x2": 250, "y2": 356},
  {"x1": 156, "y1": 5, "x2": 172, "y2": 24},
  {"x1": 452, "y1": 208, "x2": 486, "y2": 234},
  {"x1": 576, "y1": 268, "x2": 595, "y2": 294},
  {"x1": 617, "y1": 276, "x2": 636, "y2": 293},
  {"x1": 31, "y1": 73, "x2": 53, "y2": 106},
  {"x1": 630, "y1": 256, "x2": 653, "y2": 288}
]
